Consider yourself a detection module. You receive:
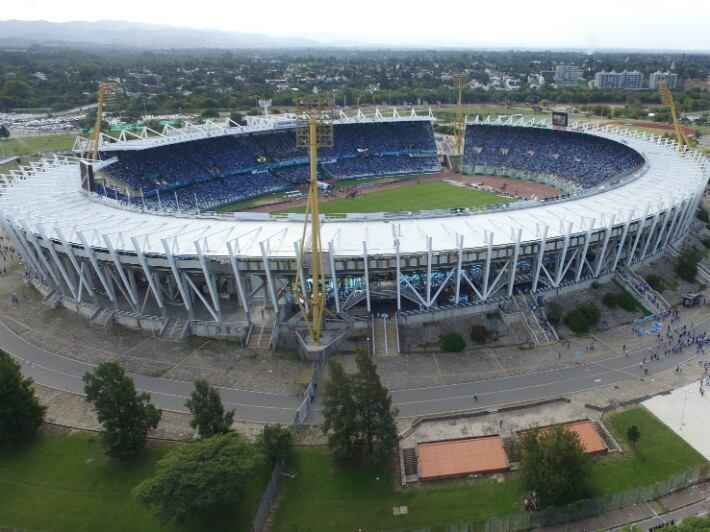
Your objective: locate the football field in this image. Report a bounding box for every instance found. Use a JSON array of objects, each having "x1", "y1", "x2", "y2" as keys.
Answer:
[{"x1": 278, "y1": 181, "x2": 511, "y2": 214}]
